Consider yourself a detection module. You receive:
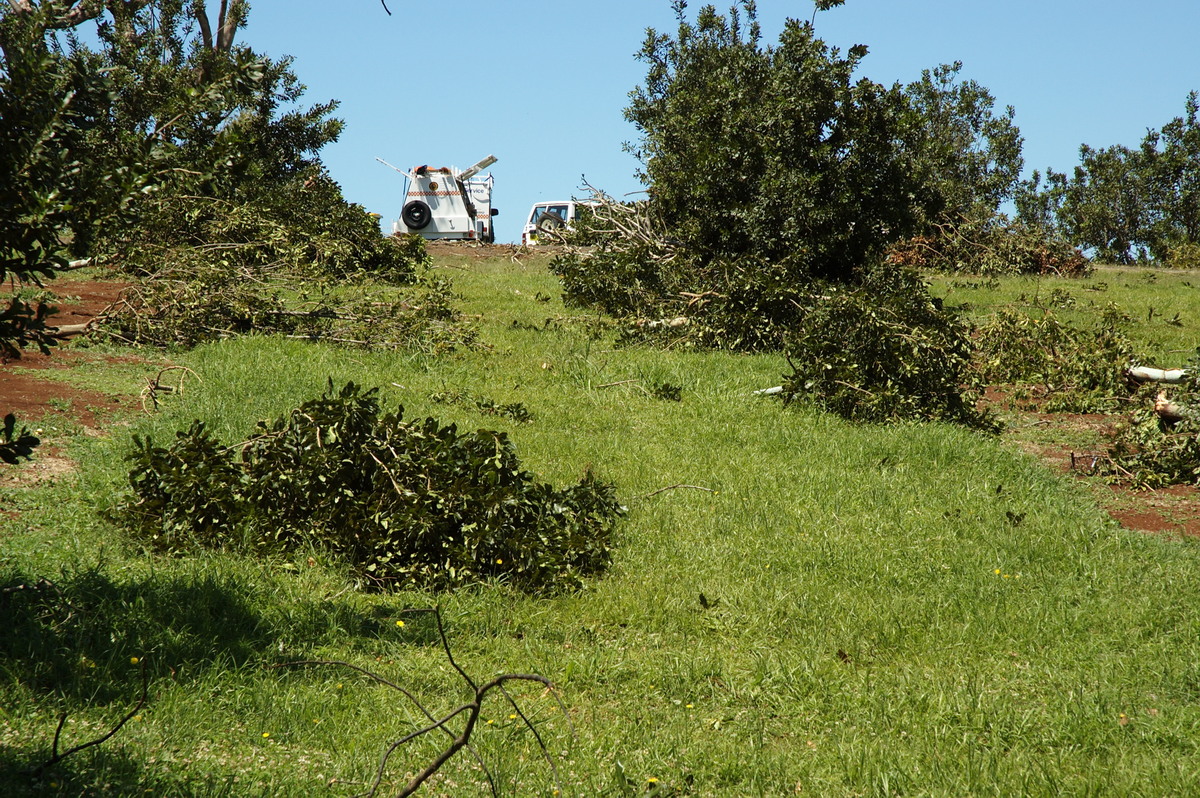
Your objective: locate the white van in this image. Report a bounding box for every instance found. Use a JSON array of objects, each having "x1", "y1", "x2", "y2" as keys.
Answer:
[{"x1": 521, "y1": 200, "x2": 590, "y2": 246}]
